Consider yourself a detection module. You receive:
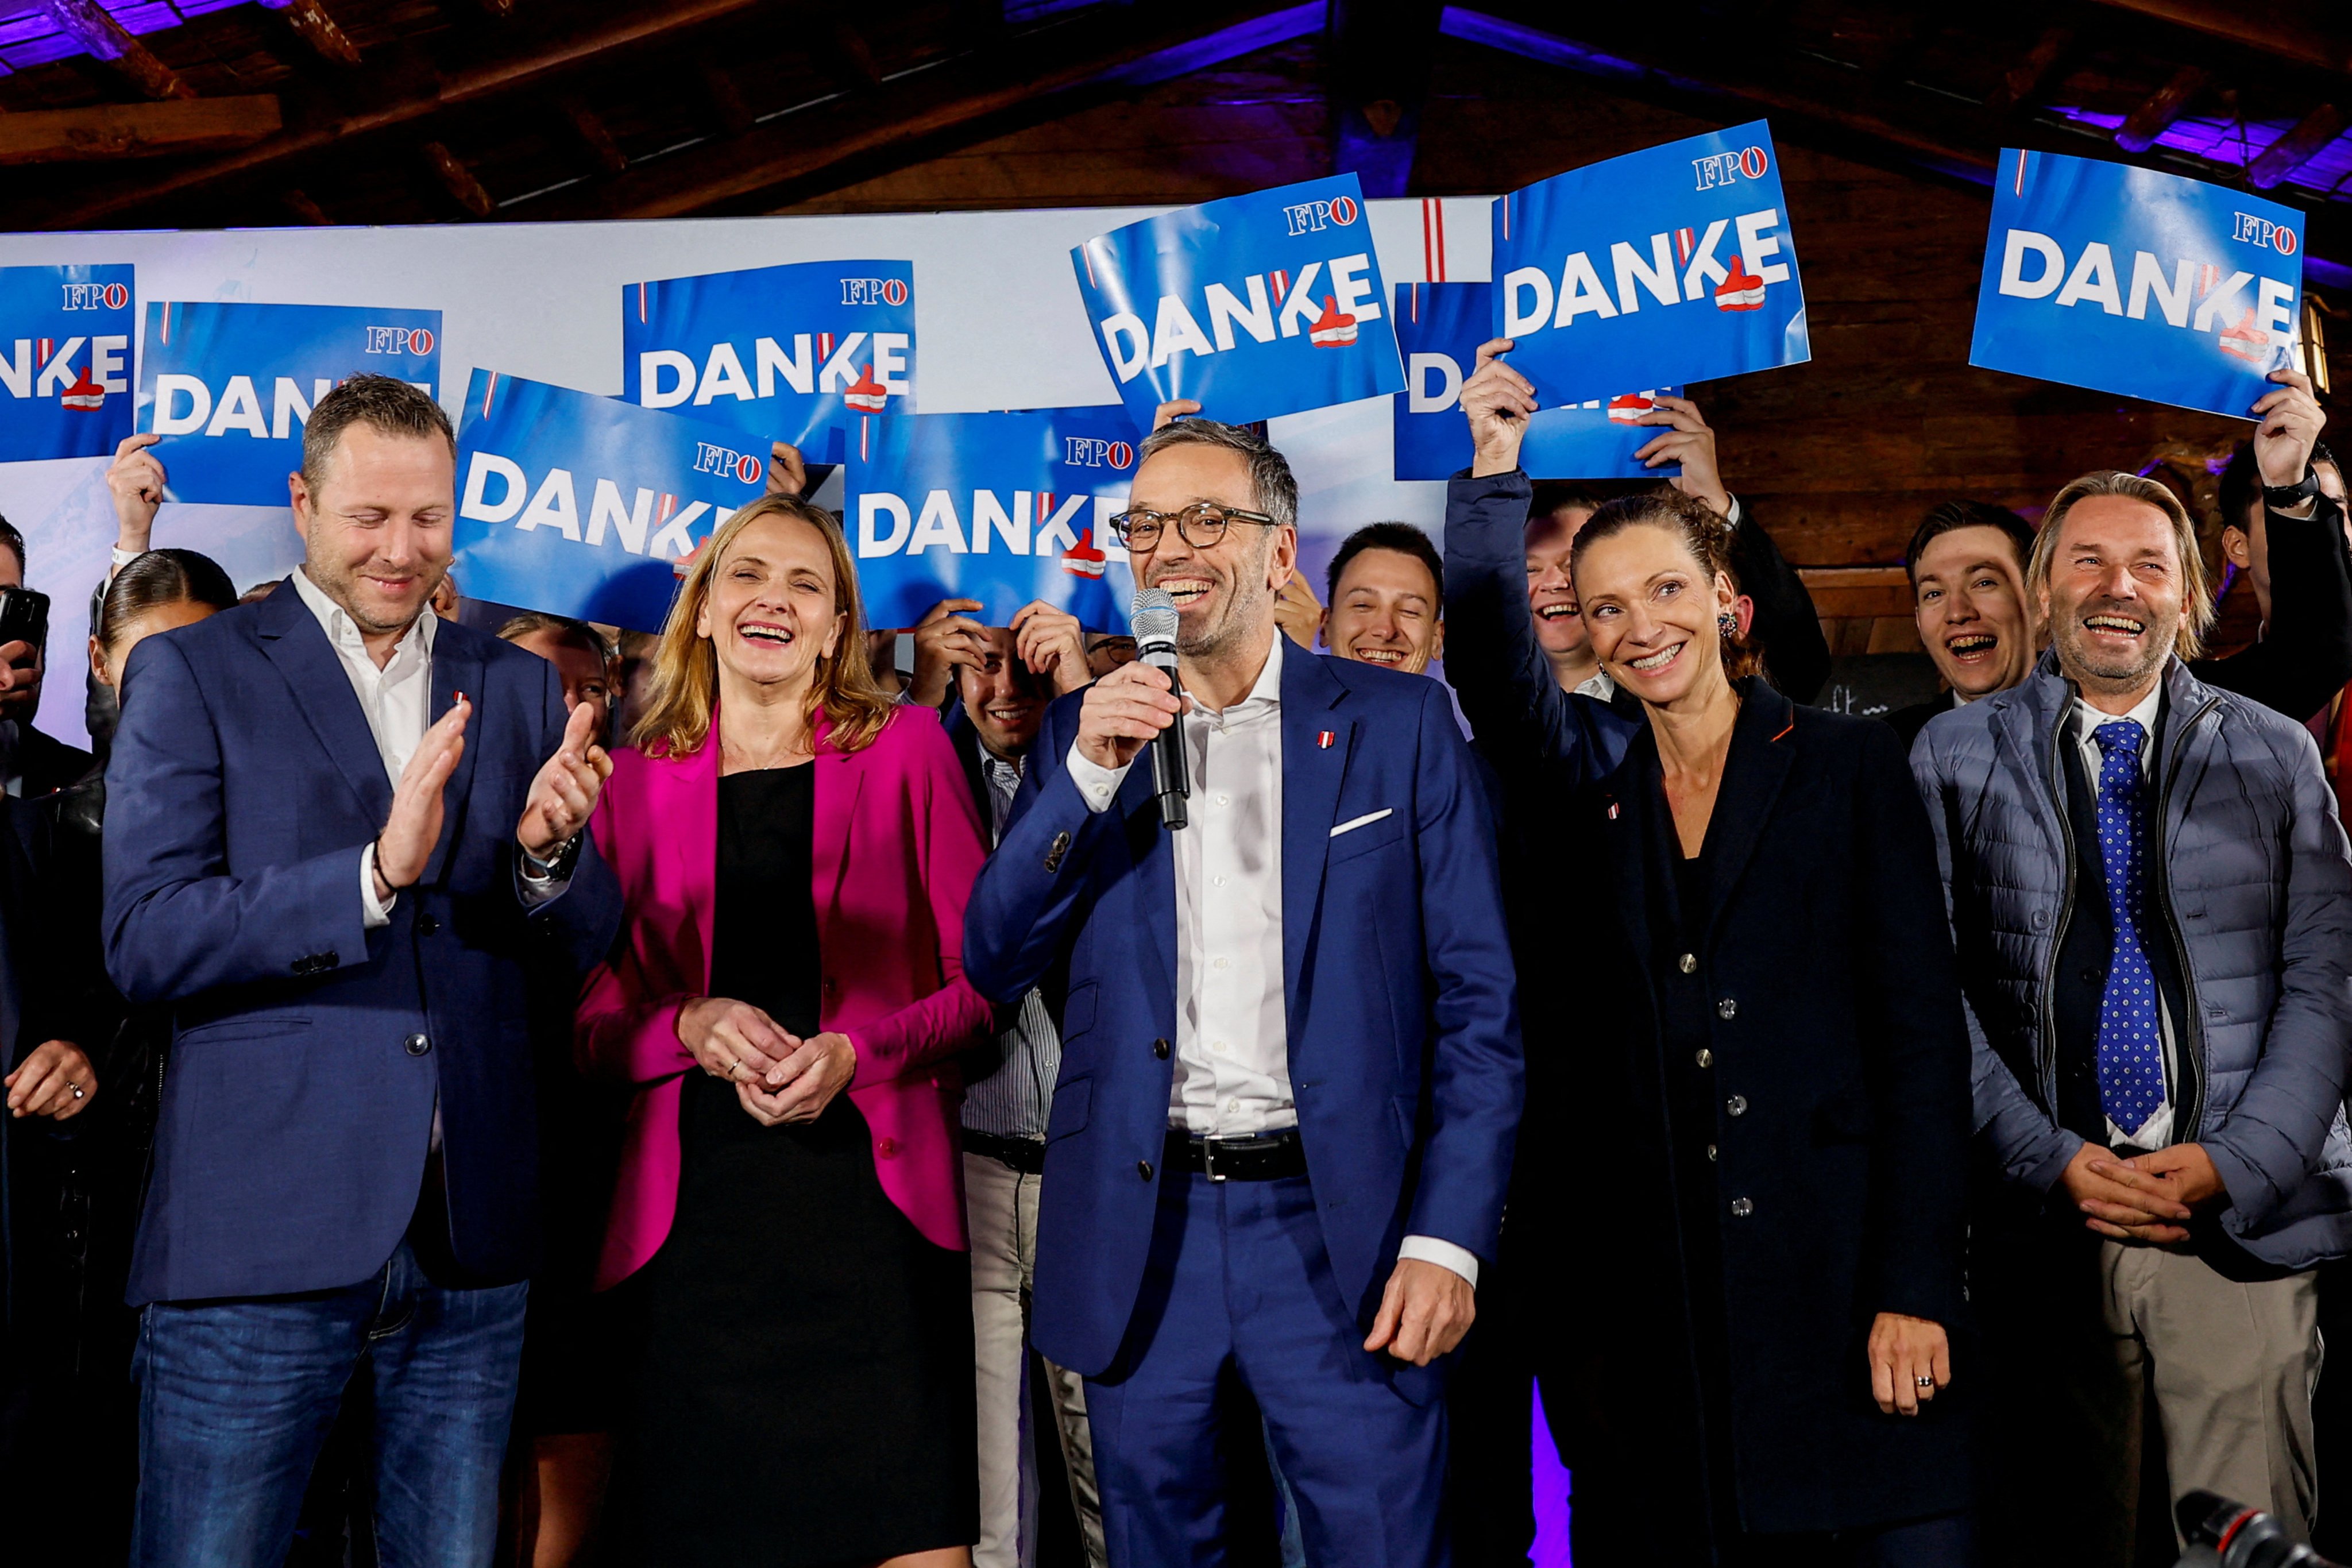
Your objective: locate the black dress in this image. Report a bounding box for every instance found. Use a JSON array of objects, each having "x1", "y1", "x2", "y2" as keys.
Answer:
[{"x1": 611, "y1": 765, "x2": 978, "y2": 1566}]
